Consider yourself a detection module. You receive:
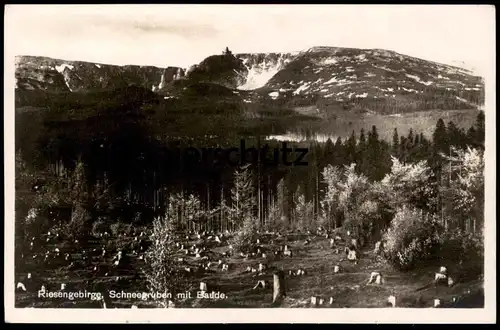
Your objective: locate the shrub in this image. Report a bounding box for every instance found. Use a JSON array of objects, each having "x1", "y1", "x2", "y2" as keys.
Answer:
[
  {"x1": 22, "y1": 207, "x2": 51, "y2": 239},
  {"x1": 91, "y1": 217, "x2": 109, "y2": 237},
  {"x1": 110, "y1": 221, "x2": 133, "y2": 237},
  {"x1": 382, "y1": 207, "x2": 443, "y2": 270},
  {"x1": 231, "y1": 215, "x2": 258, "y2": 253},
  {"x1": 62, "y1": 205, "x2": 92, "y2": 240},
  {"x1": 437, "y1": 228, "x2": 484, "y2": 275}
]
